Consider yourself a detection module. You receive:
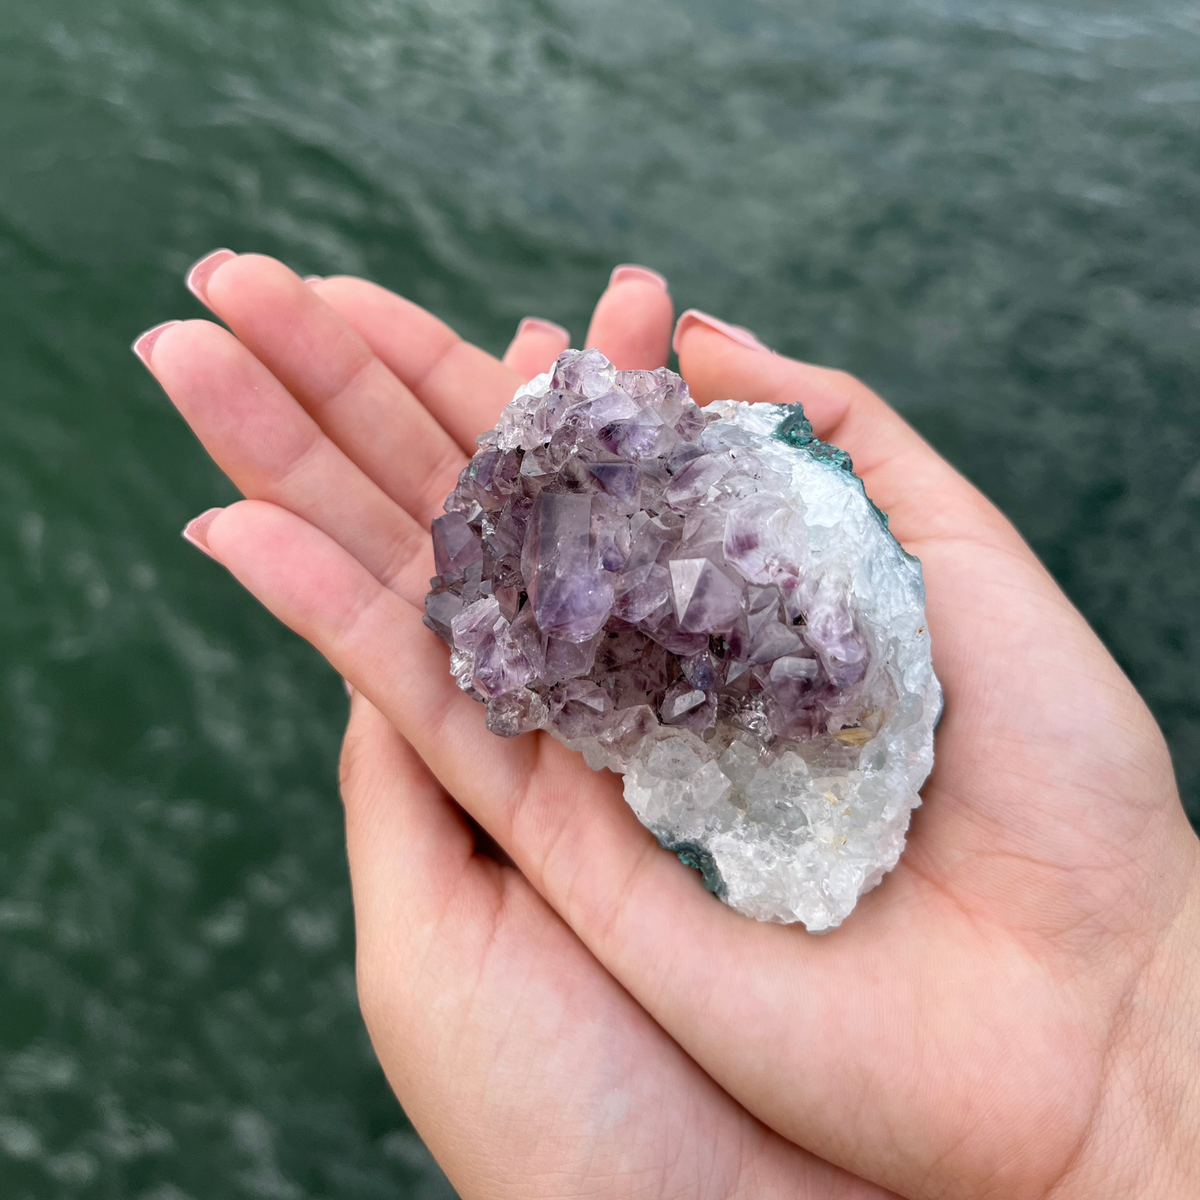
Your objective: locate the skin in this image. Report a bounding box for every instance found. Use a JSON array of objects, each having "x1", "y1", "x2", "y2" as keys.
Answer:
[{"x1": 137, "y1": 255, "x2": 1200, "y2": 1199}]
